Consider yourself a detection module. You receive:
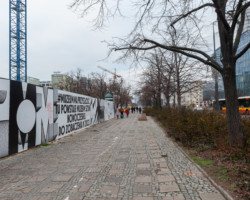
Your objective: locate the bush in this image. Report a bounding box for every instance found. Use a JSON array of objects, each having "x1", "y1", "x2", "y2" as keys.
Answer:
[
  {"x1": 144, "y1": 107, "x2": 249, "y2": 199},
  {"x1": 144, "y1": 107, "x2": 249, "y2": 160}
]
